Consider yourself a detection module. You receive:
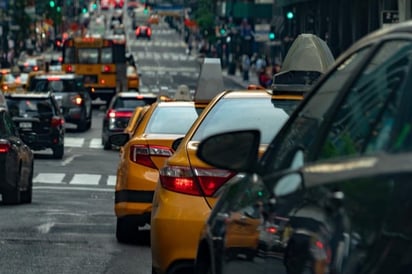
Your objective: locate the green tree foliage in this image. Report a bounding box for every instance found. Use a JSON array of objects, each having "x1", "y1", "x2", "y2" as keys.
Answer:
[{"x1": 193, "y1": 0, "x2": 216, "y2": 41}]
